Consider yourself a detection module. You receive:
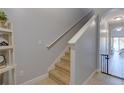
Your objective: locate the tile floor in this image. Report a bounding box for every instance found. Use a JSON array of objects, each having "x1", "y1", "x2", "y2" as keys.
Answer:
[
  {"x1": 39, "y1": 72, "x2": 124, "y2": 85},
  {"x1": 86, "y1": 72, "x2": 124, "y2": 85}
]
